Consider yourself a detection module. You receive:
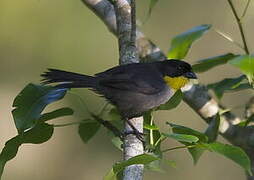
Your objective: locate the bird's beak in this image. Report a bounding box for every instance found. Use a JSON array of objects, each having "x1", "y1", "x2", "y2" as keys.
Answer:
[{"x1": 184, "y1": 72, "x2": 197, "y2": 79}]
